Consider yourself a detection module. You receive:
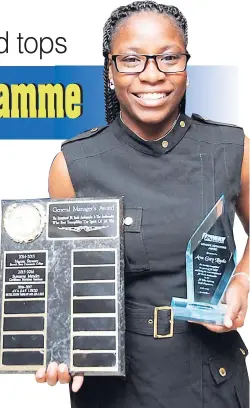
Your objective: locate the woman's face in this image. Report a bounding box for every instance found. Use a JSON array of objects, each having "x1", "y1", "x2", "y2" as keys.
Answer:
[{"x1": 109, "y1": 12, "x2": 187, "y2": 126}]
